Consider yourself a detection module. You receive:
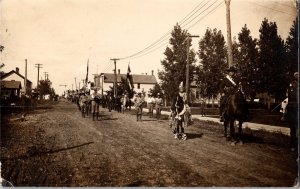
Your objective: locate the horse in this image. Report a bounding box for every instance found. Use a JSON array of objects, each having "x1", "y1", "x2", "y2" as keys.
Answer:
[{"x1": 223, "y1": 84, "x2": 248, "y2": 144}]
